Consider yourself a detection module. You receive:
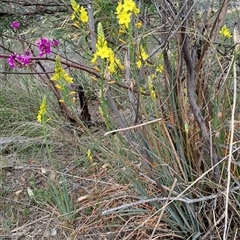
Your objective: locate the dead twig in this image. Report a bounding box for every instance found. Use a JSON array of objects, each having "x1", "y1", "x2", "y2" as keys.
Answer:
[
  {"x1": 180, "y1": 2, "x2": 221, "y2": 183},
  {"x1": 101, "y1": 186, "x2": 240, "y2": 216}
]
